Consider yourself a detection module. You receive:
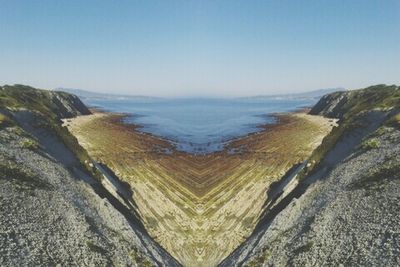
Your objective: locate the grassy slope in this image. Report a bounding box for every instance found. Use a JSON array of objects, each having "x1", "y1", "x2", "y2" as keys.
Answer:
[
  {"x1": 0, "y1": 84, "x2": 102, "y2": 181},
  {"x1": 301, "y1": 84, "x2": 400, "y2": 178}
]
